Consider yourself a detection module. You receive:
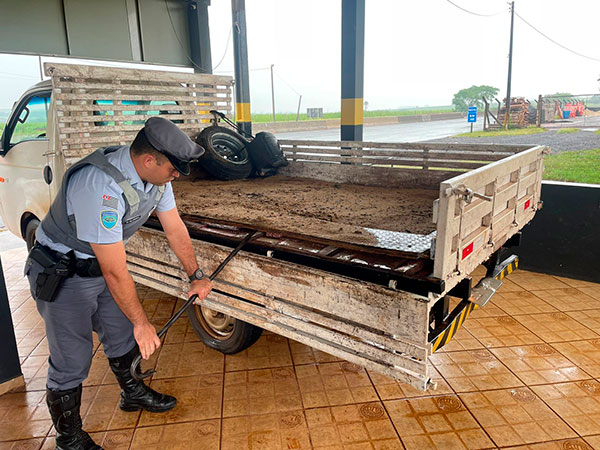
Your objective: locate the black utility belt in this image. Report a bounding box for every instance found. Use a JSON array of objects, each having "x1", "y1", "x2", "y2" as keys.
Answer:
[{"x1": 30, "y1": 243, "x2": 102, "y2": 278}]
